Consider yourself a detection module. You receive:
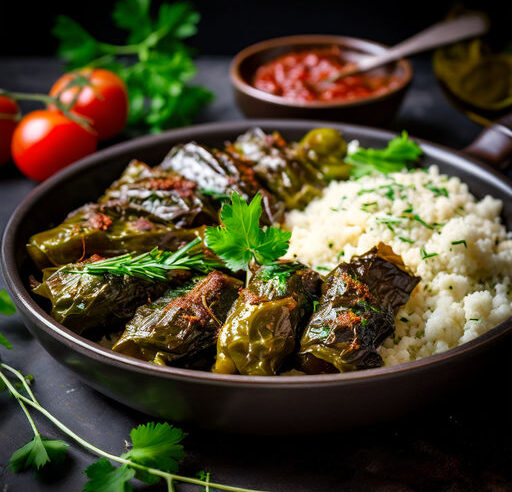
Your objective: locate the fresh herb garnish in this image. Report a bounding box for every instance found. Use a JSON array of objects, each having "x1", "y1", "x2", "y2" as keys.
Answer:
[
  {"x1": 0, "y1": 289, "x2": 15, "y2": 350},
  {"x1": 411, "y1": 214, "x2": 434, "y2": 230},
  {"x1": 9, "y1": 436, "x2": 69, "y2": 473},
  {"x1": 309, "y1": 325, "x2": 331, "y2": 339},
  {"x1": 398, "y1": 237, "x2": 415, "y2": 244},
  {"x1": 0, "y1": 289, "x2": 16, "y2": 317},
  {"x1": 469, "y1": 318, "x2": 481, "y2": 322},
  {"x1": 316, "y1": 266, "x2": 330, "y2": 271},
  {"x1": 205, "y1": 192, "x2": 291, "y2": 273},
  {"x1": 451, "y1": 240, "x2": 468, "y2": 248},
  {"x1": 400, "y1": 317, "x2": 409, "y2": 323},
  {"x1": 424, "y1": 183, "x2": 449, "y2": 197},
  {"x1": 257, "y1": 263, "x2": 303, "y2": 295},
  {"x1": 421, "y1": 248, "x2": 439, "y2": 259},
  {"x1": 53, "y1": 0, "x2": 213, "y2": 132},
  {"x1": 312, "y1": 300, "x2": 320, "y2": 312},
  {"x1": 346, "y1": 131, "x2": 423, "y2": 178},
  {"x1": 70, "y1": 238, "x2": 221, "y2": 281},
  {"x1": 200, "y1": 189, "x2": 231, "y2": 202},
  {"x1": 361, "y1": 201, "x2": 378, "y2": 212}
]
